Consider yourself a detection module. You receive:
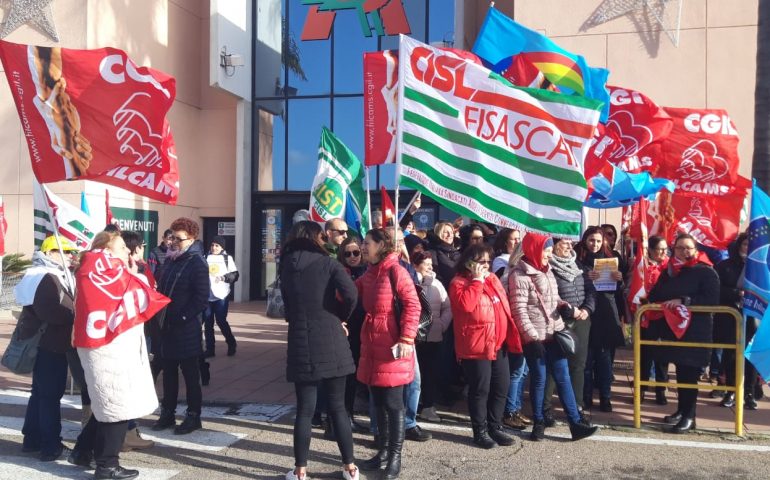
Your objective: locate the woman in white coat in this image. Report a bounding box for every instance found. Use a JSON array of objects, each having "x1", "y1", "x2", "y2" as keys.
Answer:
[
  {"x1": 69, "y1": 230, "x2": 168, "y2": 480},
  {"x1": 412, "y1": 251, "x2": 452, "y2": 423}
]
